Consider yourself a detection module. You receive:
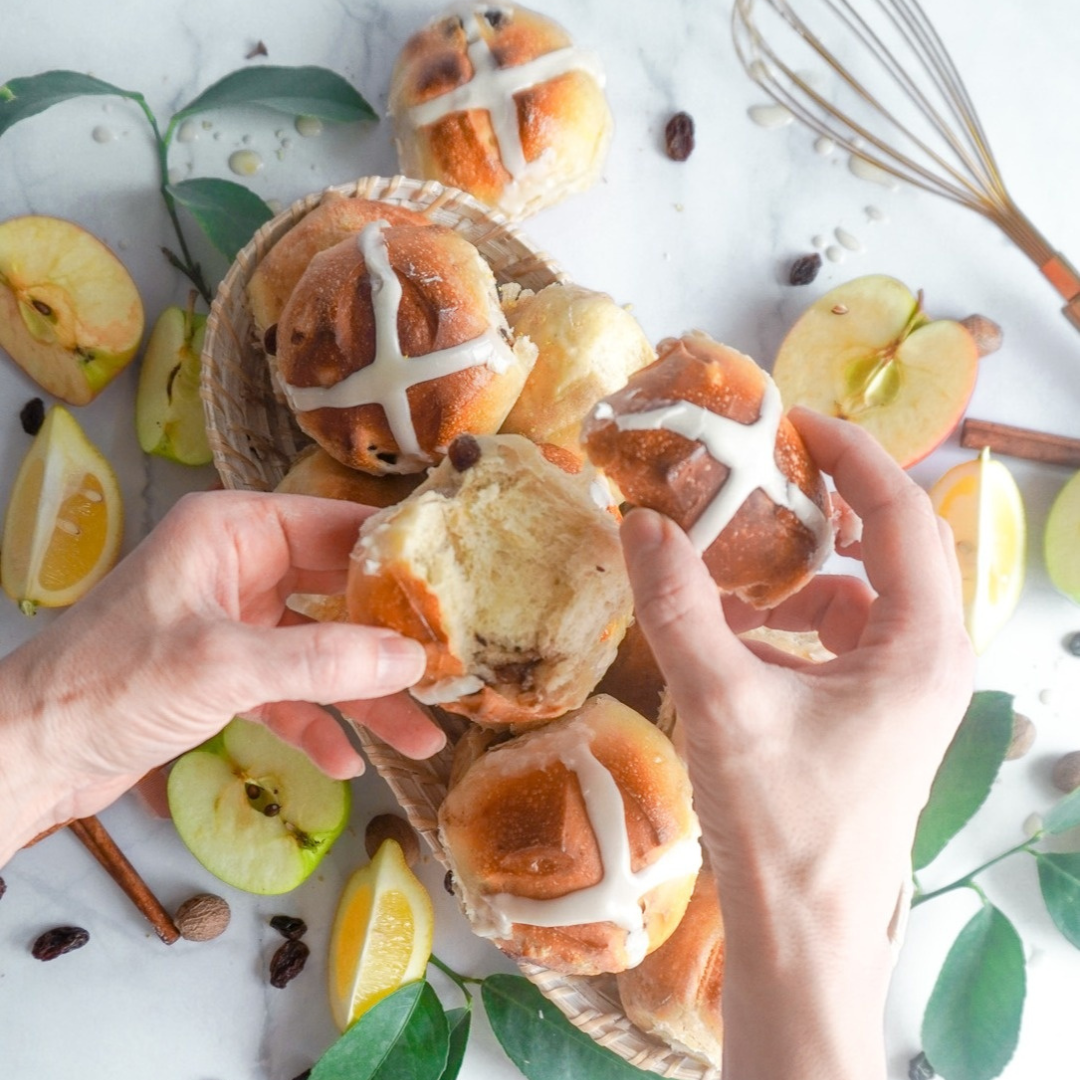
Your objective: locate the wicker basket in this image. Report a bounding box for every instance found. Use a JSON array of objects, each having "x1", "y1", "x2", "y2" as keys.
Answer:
[{"x1": 200, "y1": 175, "x2": 719, "y2": 1080}]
